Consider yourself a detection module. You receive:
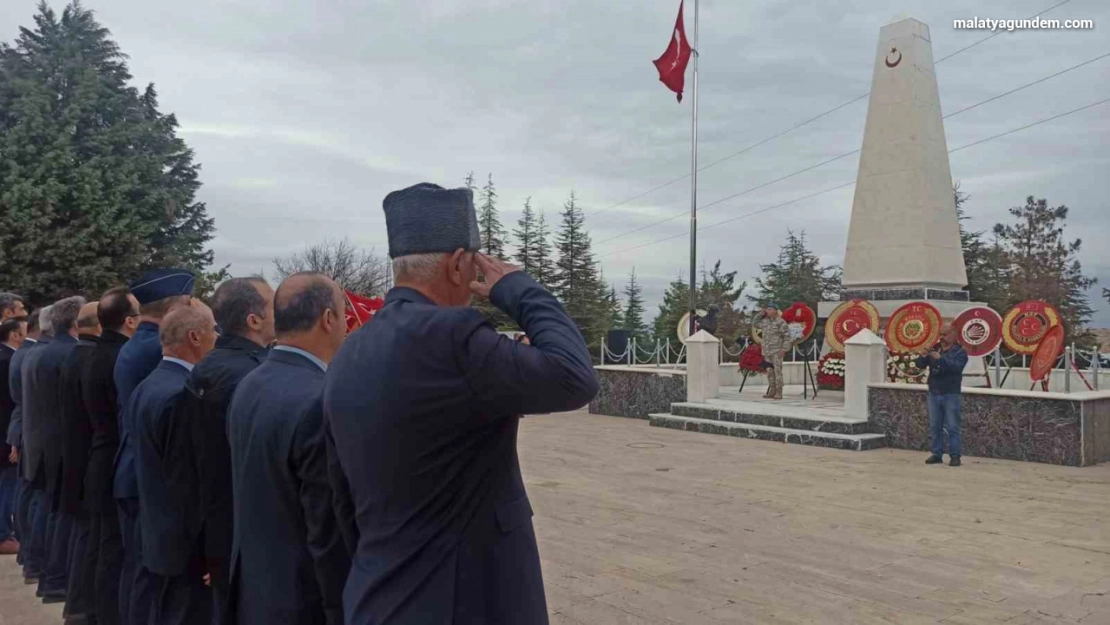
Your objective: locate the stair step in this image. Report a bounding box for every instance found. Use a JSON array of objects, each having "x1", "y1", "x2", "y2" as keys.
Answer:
[
  {"x1": 649, "y1": 414, "x2": 887, "y2": 451},
  {"x1": 670, "y1": 402, "x2": 874, "y2": 435}
]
